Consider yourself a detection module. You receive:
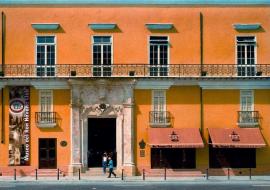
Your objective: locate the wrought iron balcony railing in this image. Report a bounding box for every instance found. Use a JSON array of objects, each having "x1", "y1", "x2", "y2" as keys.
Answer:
[
  {"x1": 0, "y1": 64, "x2": 269, "y2": 78},
  {"x1": 35, "y1": 112, "x2": 57, "y2": 128},
  {"x1": 149, "y1": 111, "x2": 171, "y2": 126},
  {"x1": 237, "y1": 111, "x2": 259, "y2": 127}
]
